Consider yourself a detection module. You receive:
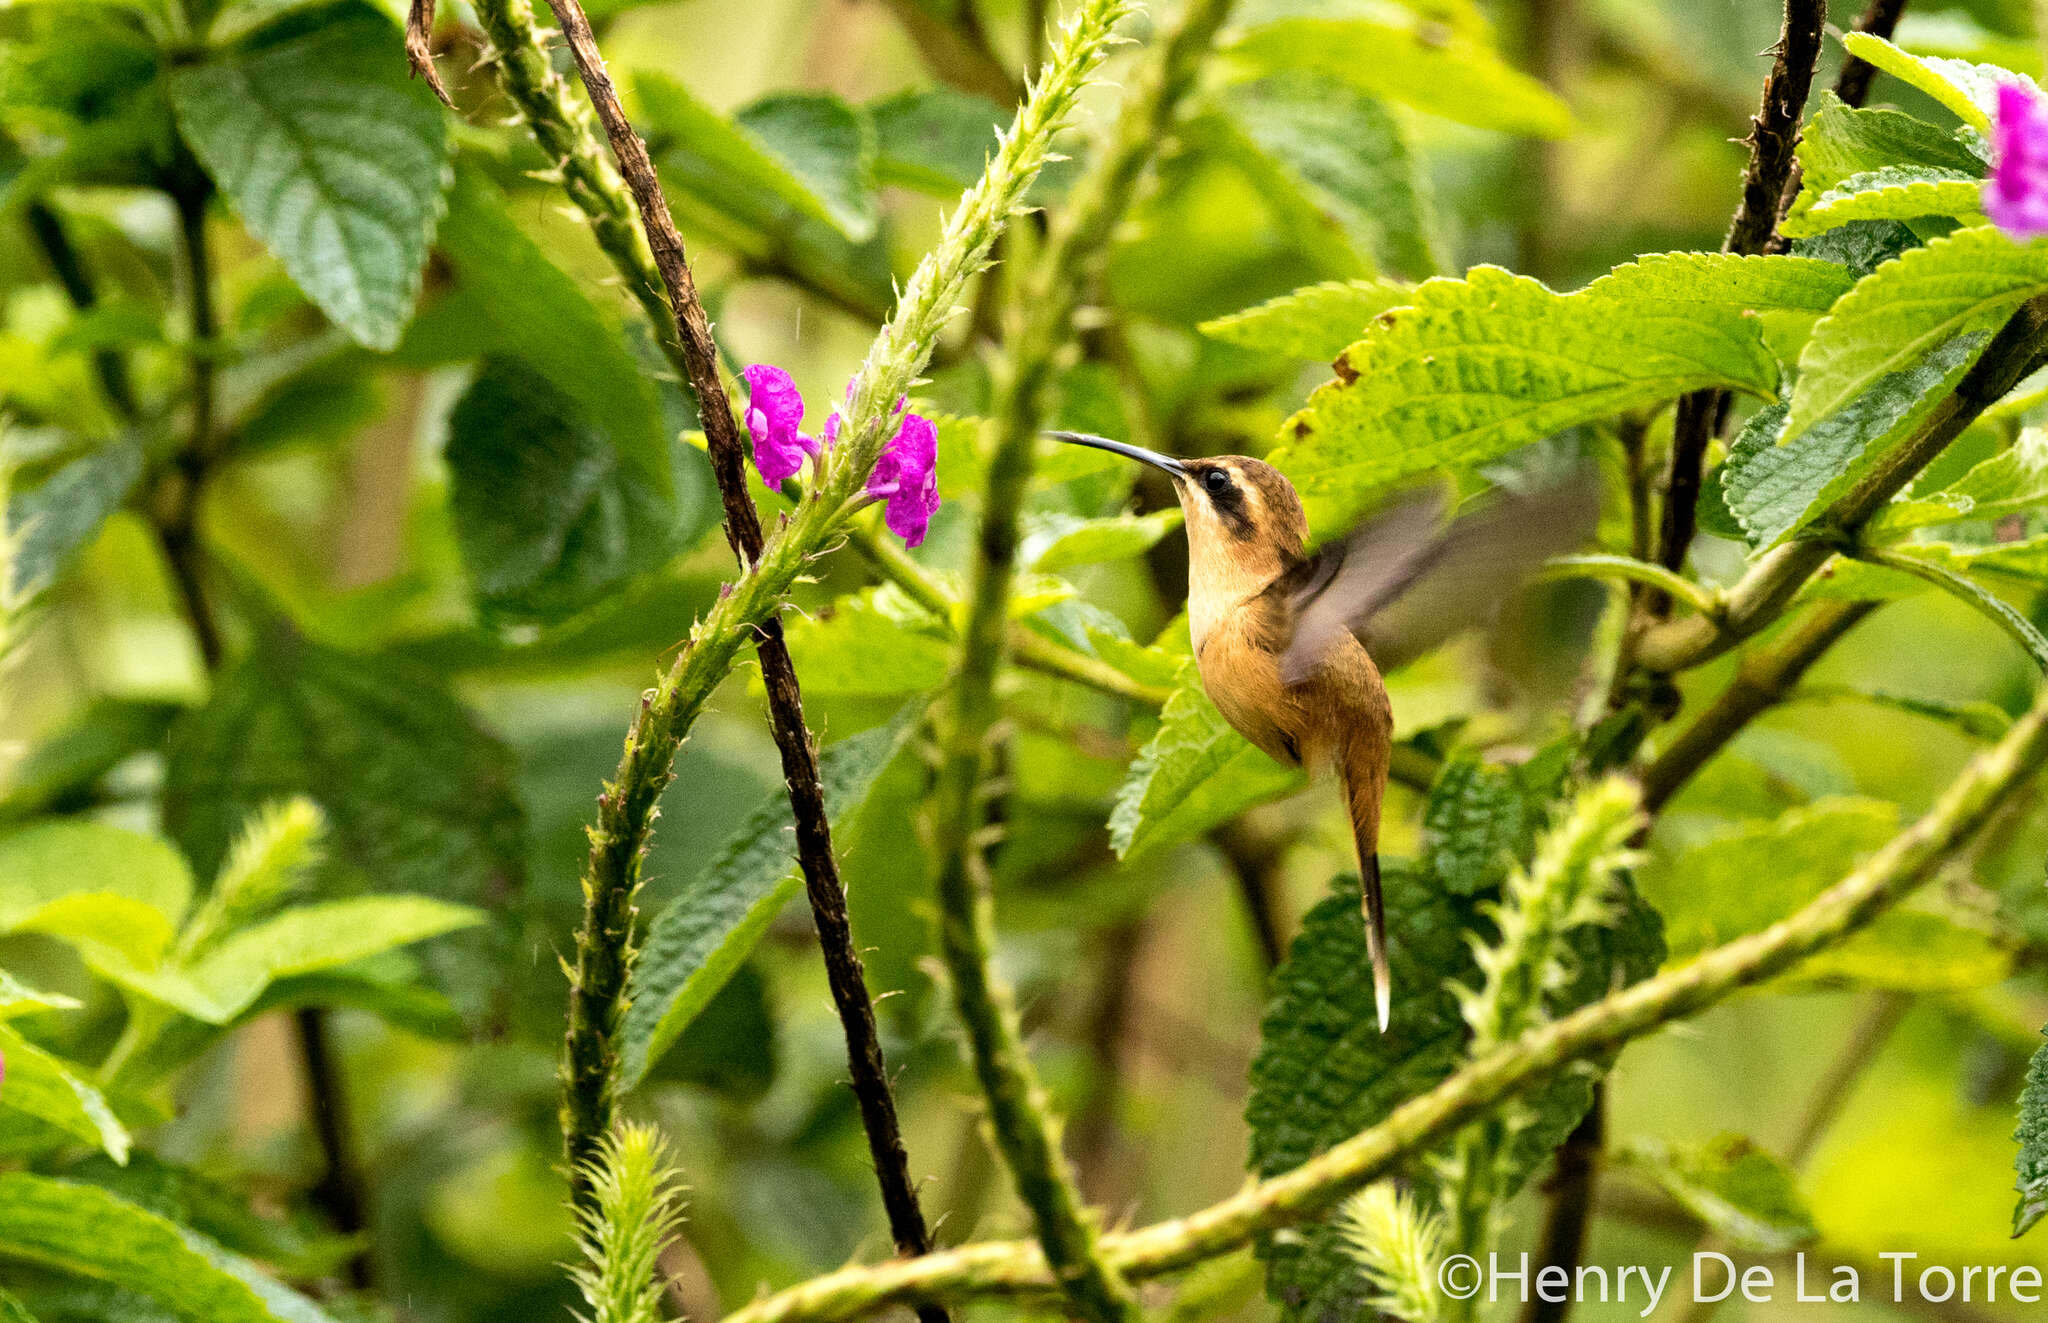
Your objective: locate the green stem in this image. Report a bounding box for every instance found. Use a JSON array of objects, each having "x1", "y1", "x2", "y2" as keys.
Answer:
[
  {"x1": 921, "y1": 0, "x2": 1236, "y2": 1317},
  {"x1": 720, "y1": 677, "x2": 2048, "y2": 1323},
  {"x1": 1541, "y1": 554, "x2": 1722, "y2": 619},
  {"x1": 468, "y1": 0, "x2": 1127, "y2": 1219}
]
